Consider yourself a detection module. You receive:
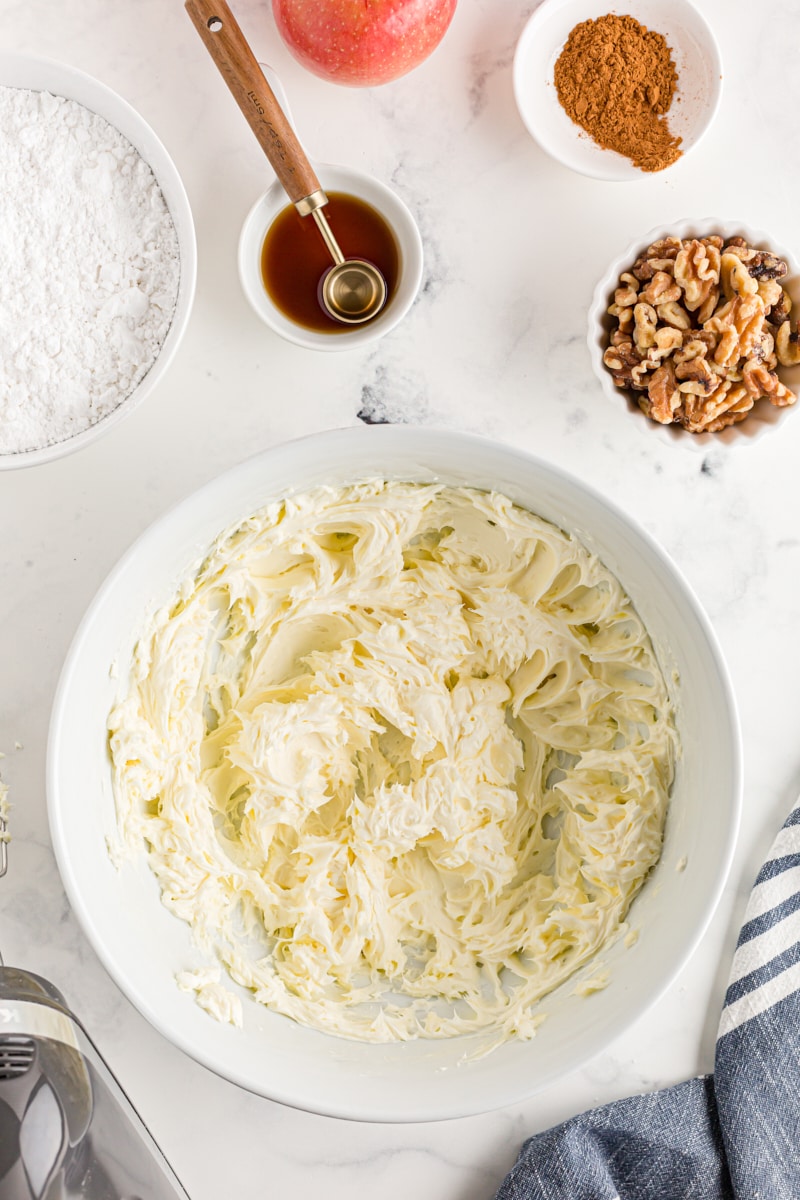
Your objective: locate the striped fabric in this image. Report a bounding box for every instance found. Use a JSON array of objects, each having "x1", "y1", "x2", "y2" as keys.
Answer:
[{"x1": 495, "y1": 799, "x2": 800, "y2": 1200}]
